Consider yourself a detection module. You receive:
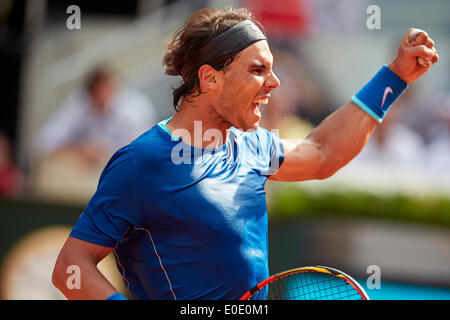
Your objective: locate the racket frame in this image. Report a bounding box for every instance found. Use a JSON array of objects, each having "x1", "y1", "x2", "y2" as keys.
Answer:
[{"x1": 240, "y1": 265, "x2": 370, "y2": 300}]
